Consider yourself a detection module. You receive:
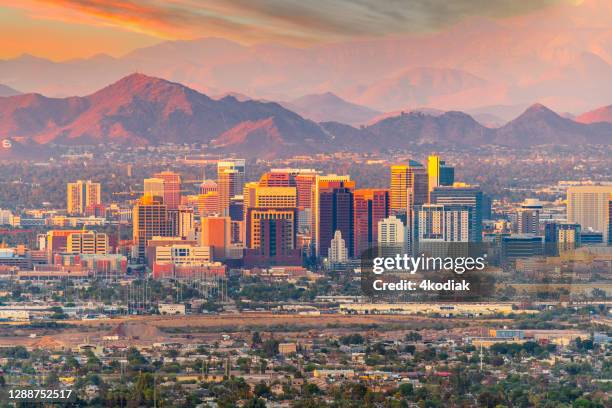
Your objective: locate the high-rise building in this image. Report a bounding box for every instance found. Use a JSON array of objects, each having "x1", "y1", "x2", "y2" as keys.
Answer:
[
  {"x1": 390, "y1": 161, "x2": 428, "y2": 213},
  {"x1": 218, "y1": 168, "x2": 238, "y2": 216},
  {"x1": 417, "y1": 204, "x2": 472, "y2": 242},
  {"x1": 354, "y1": 189, "x2": 390, "y2": 256},
  {"x1": 544, "y1": 222, "x2": 581, "y2": 254},
  {"x1": 144, "y1": 178, "x2": 165, "y2": 202},
  {"x1": 201, "y1": 216, "x2": 232, "y2": 261},
  {"x1": 310, "y1": 174, "x2": 355, "y2": 256},
  {"x1": 328, "y1": 230, "x2": 348, "y2": 263},
  {"x1": 430, "y1": 185, "x2": 483, "y2": 242},
  {"x1": 217, "y1": 159, "x2": 245, "y2": 196},
  {"x1": 153, "y1": 171, "x2": 182, "y2": 210},
  {"x1": 427, "y1": 155, "x2": 454, "y2": 199},
  {"x1": 517, "y1": 199, "x2": 543, "y2": 235},
  {"x1": 197, "y1": 192, "x2": 220, "y2": 217},
  {"x1": 315, "y1": 176, "x2": 355, "y2": 258},
  {"x1": 132, "y1": 195, "x2": 171, "y2": 262},
  {"x1": 199, "y1": 180, "x2": 218, "y2": 195},
  {"x1": 502, "y1": 234, "x2": 543, "y2": 261},
  {"x1": 168, "y1": 206, "x2": 195, "y2": 240},
  {"x1": 67, "y1": 231, "x2": 108, "y2": 255},
  {"x1": 246, "y1": 208, "x2": 297, "y2": 250},
  {"x1": 567, "y1": 185, "x2": 612, "y2": 243},
  {"x1": 378, "y1": 215, "x2": 407, "y2": 253},
  {"x1": 67, "y1": 180, "x2": 101, "y2": 215},
  {"x1": 608, "y1": 195, "x2": 612, "y2": 245}
]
